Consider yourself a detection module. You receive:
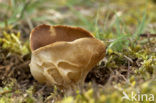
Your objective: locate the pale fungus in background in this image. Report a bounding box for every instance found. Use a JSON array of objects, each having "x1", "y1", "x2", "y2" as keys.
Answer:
[{"x1": 29, "y1": 24, "x2": 106, "y2": 89}]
